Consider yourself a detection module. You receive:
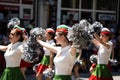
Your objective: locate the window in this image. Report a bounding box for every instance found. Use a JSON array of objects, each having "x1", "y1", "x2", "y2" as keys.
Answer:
[
  {"x1": 61, "y1": 0, "x2": 79, "y2": 8},
  {"x1": 81, "y1": 0, "x2": 93, "y2": 9},
  {"x1": 81, "y1": 12, "x2": 92, "y2": 23},
  {"x1": 61, "y1": 10, "x2": 79, "y2": 24},
  {"x1": 23, "y1": 9, "x2": 31, "y2": 19},
  {"x1": 96, "y1": 0, "x2": 118, "y2": 11}
]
